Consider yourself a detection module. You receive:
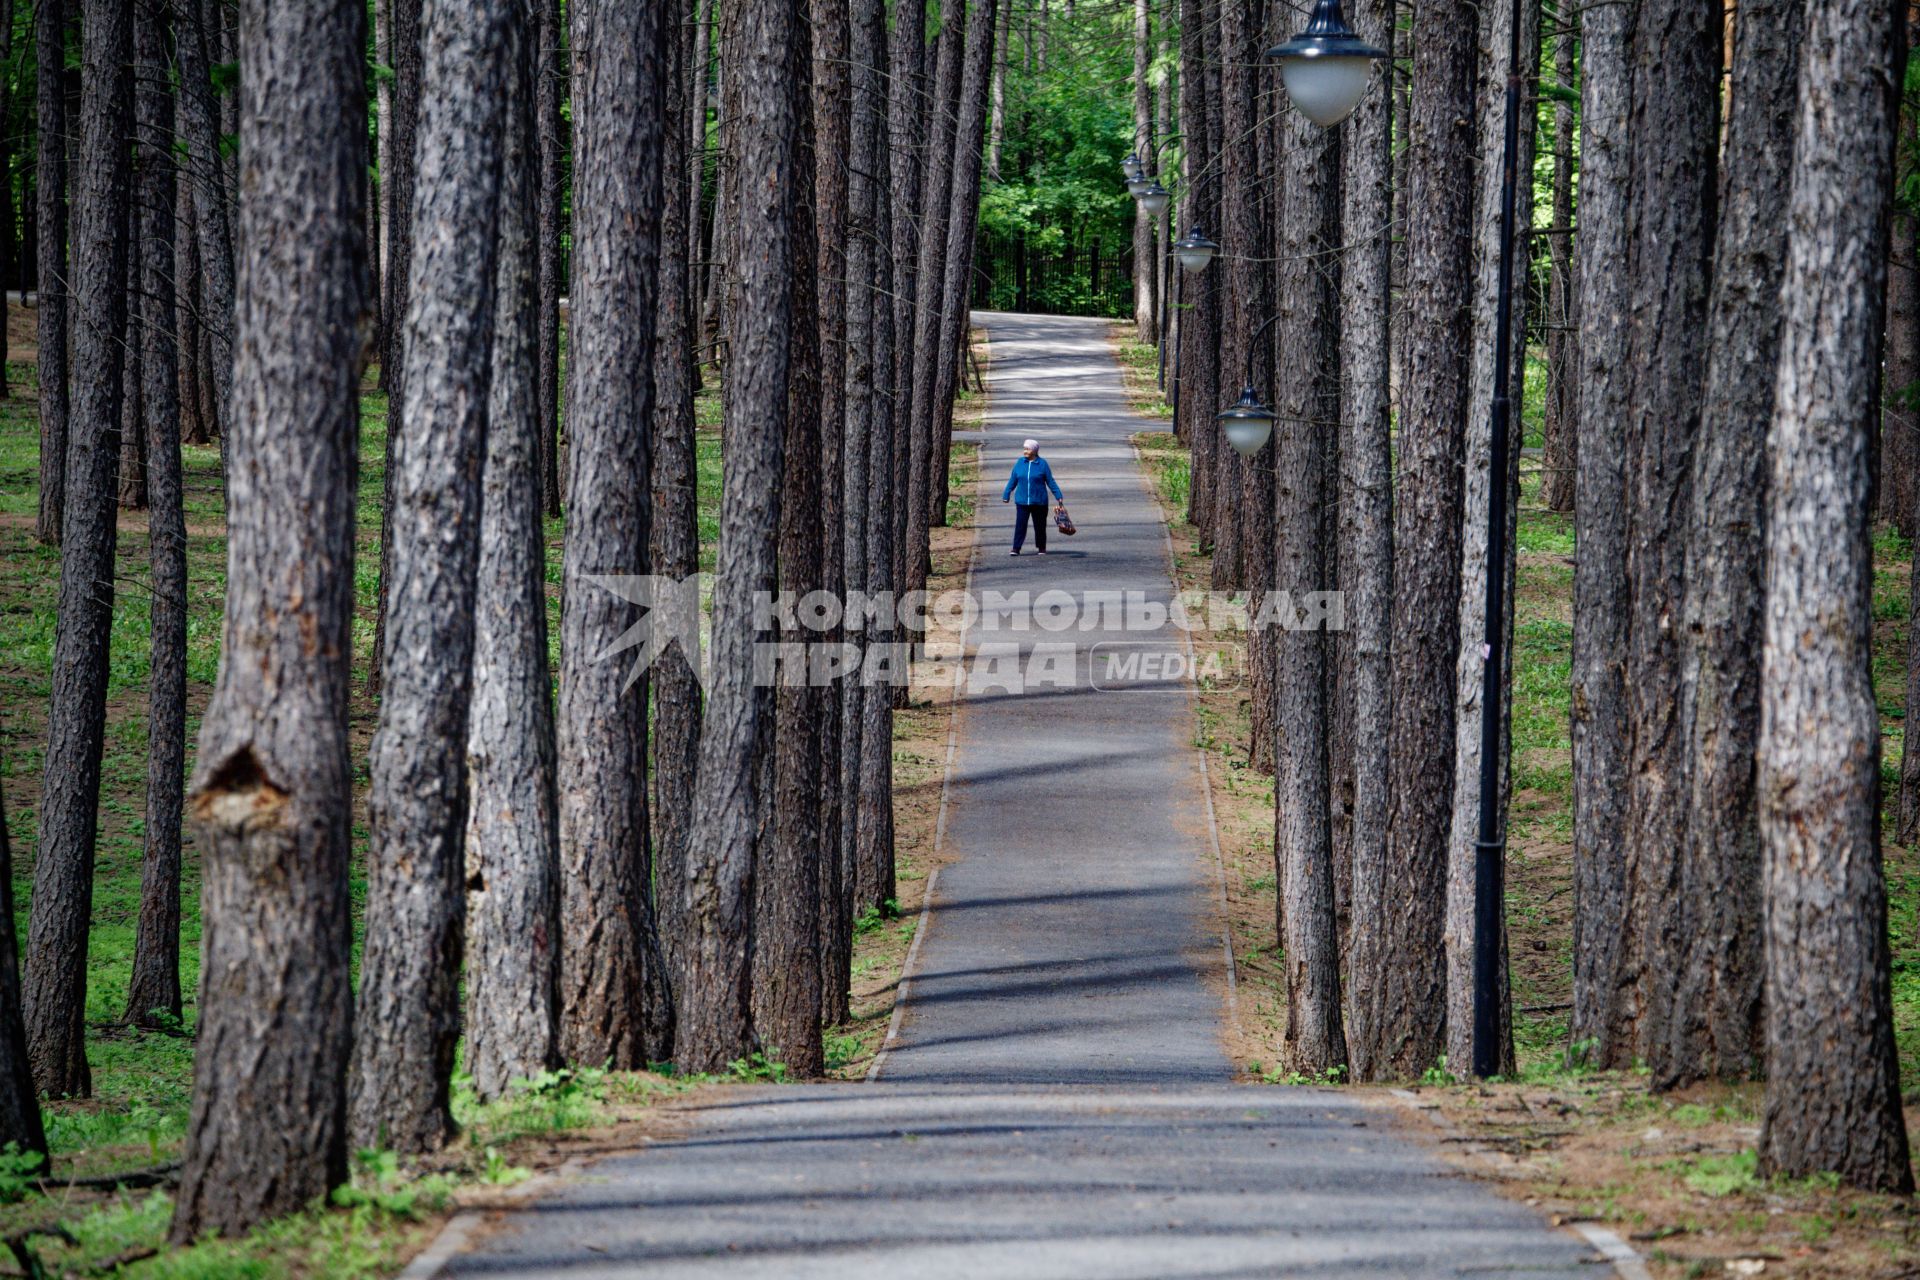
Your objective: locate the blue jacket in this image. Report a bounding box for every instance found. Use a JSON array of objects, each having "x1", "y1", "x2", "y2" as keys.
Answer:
[{"x1": 1003, "y1": 455, "x2": 1064, "y2": 506}]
